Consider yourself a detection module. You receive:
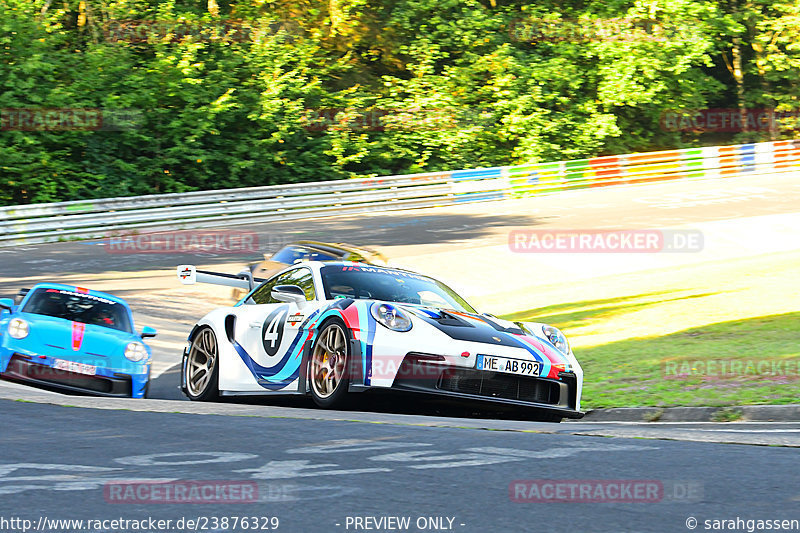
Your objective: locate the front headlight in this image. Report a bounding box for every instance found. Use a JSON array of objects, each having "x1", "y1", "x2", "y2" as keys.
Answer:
[
  {"x1": 8, "y1": 318, "x2": 29, "y2": 339},
  {"x1": 124, "y1": 342, "x2": 148, "y2": 362},
  {"x1": 542, "y1": 325, "x2": 569, "y2": 355},
  {"x1": 370, "y1": 302, "x2": 413, "y2": 332}
]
